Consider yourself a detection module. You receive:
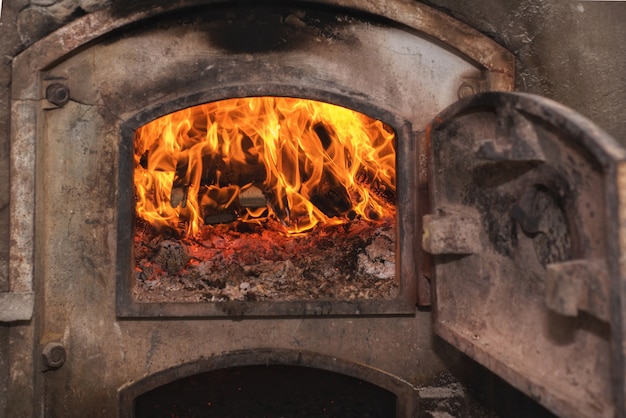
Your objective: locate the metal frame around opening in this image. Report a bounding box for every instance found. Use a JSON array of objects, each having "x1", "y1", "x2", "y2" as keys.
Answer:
[{"x1": 116, "y1": 88, "x2": 417, "y2": 317}]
